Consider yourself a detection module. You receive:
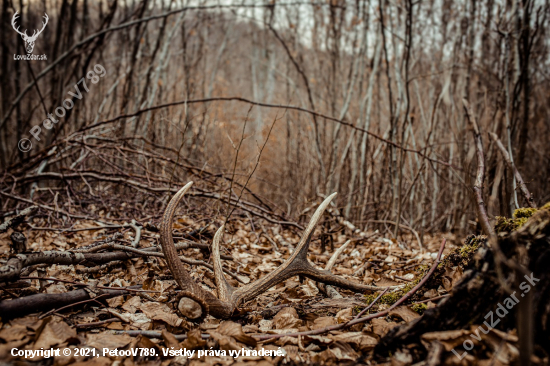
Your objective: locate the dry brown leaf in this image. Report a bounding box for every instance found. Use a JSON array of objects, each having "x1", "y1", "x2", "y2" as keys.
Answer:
[
  {"x1": 34, "y1": 319, "x2": 76, "y2": 349},
  {"x1": 300, "y1": 280, "x2": 319, "y2": 297},
  {"x1": 389, "y1": 306, "x2": 421, "y2": 322},
  {"x1": 329, "y1": 332, "x2": 377, "y2": 350},
  {"x1": 106, "y1": 309, "x2": 151, "y2": 330},
  {"x1": 282, "y1": 345, "x2": 301, "y2": 362},
  {"x1": 45, "y1": 283, "x2": 67, "y2": 294},
  {"x1": 273, "y1": 307, "x2": 302, "y2": 329},
  {"x1": 216, "y1": 321, "x2": 257, "y2": 347},
  {"x1": 329, "y1": 346, "x2": 357, "y2": 360},
  {"x1": 423, "y1": 289, "x2": 438, "y2": 299},
  {"x1": 391, "y1": 349, "x2": 413, "y2": 366},
  {"x1": 258, "y1": 319, "x2": 273, "y2": 332},
  {"x1": 86, "y1": 332, "x2": 133, "y2": 350},
  {"x1": 207, "y1": 330, "x2": 241, "y2": 351},
  {"x1": 310, "y1": 317, "x2": 337, "y2": 330},
  {"x1": 180, "y1": 329, "x2": 206, "y2": 350},
  {"x1": 161, "y1": 329, "x2": 180, "y2": 349},
  {"x1": 106, "y1": 295, "x2": 125, "y2": 308},
  {"x1": 335, "y1": 308, "x2": 354, "y2": 323},
  {"x1": 139, "y1": 301, "x2": 182, "y2": 327},
  {"x1": 372, "y1": 318, "x2": 399, "y2": 337},
  {"x1": 0, "y1": 325, "x2": 28, "y2": 343},
  {"x1": 9, "y1": 317, "x2": 44, "y2": 332},
  {"x1": 441, "y1": 276, "x2": 453, "y2": 291}
]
